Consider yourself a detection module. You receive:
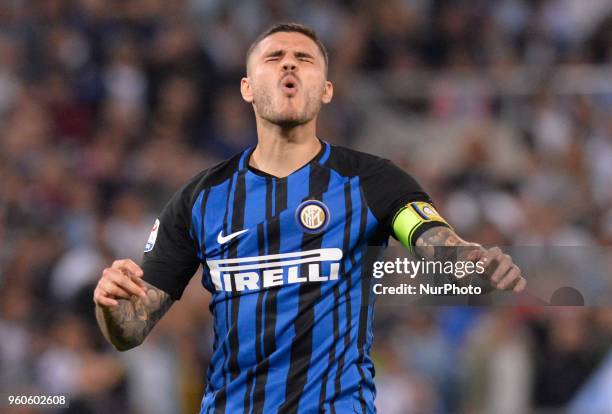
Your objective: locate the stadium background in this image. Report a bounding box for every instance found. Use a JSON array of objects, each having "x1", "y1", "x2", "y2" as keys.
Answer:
[{"x1": 0, "y1": 0, "x2": 611, "y2": 413}]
